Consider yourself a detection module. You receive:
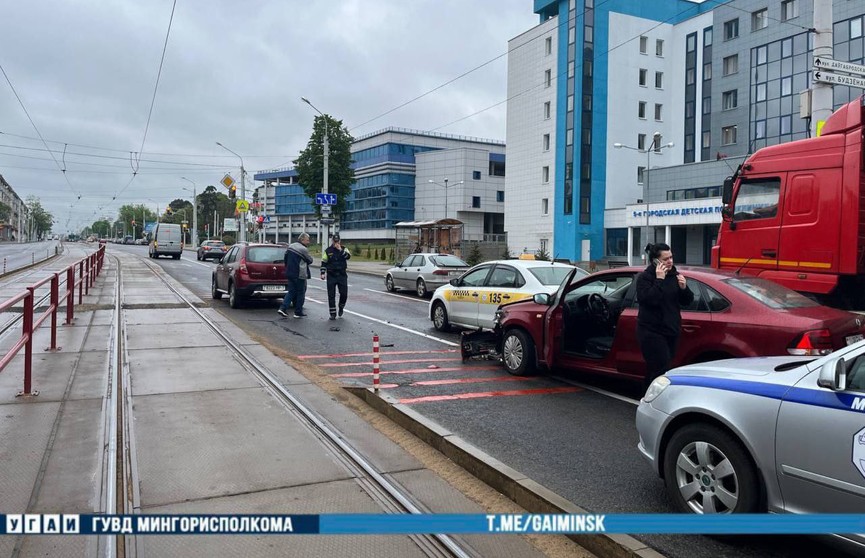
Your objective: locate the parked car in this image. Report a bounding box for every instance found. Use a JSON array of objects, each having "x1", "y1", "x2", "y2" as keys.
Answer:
[
  {"x1": 385, "y1": 253, "x2": 469, "y2": 297},
  {"x1": 212, "y1": 243, "x2": 288, "y2": 308},
  {"x1": 636, "y1": 343, "x2": 865, "y2": 551},
  {"x1": 197, "y1": 240, "x2": 228, "y2": 261},
  {"x1": 490, "y1": 266, "x2": 865, "y2": 378},
  {"x1": 429, "y1": 259, "x2": 583, "y2": 332},
  {"x1": 123, "y1": 235, "x2": 134, "y2": 244},
  {"x1": 135, "y1": 238, "x2": 147, "y2": 245}
]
